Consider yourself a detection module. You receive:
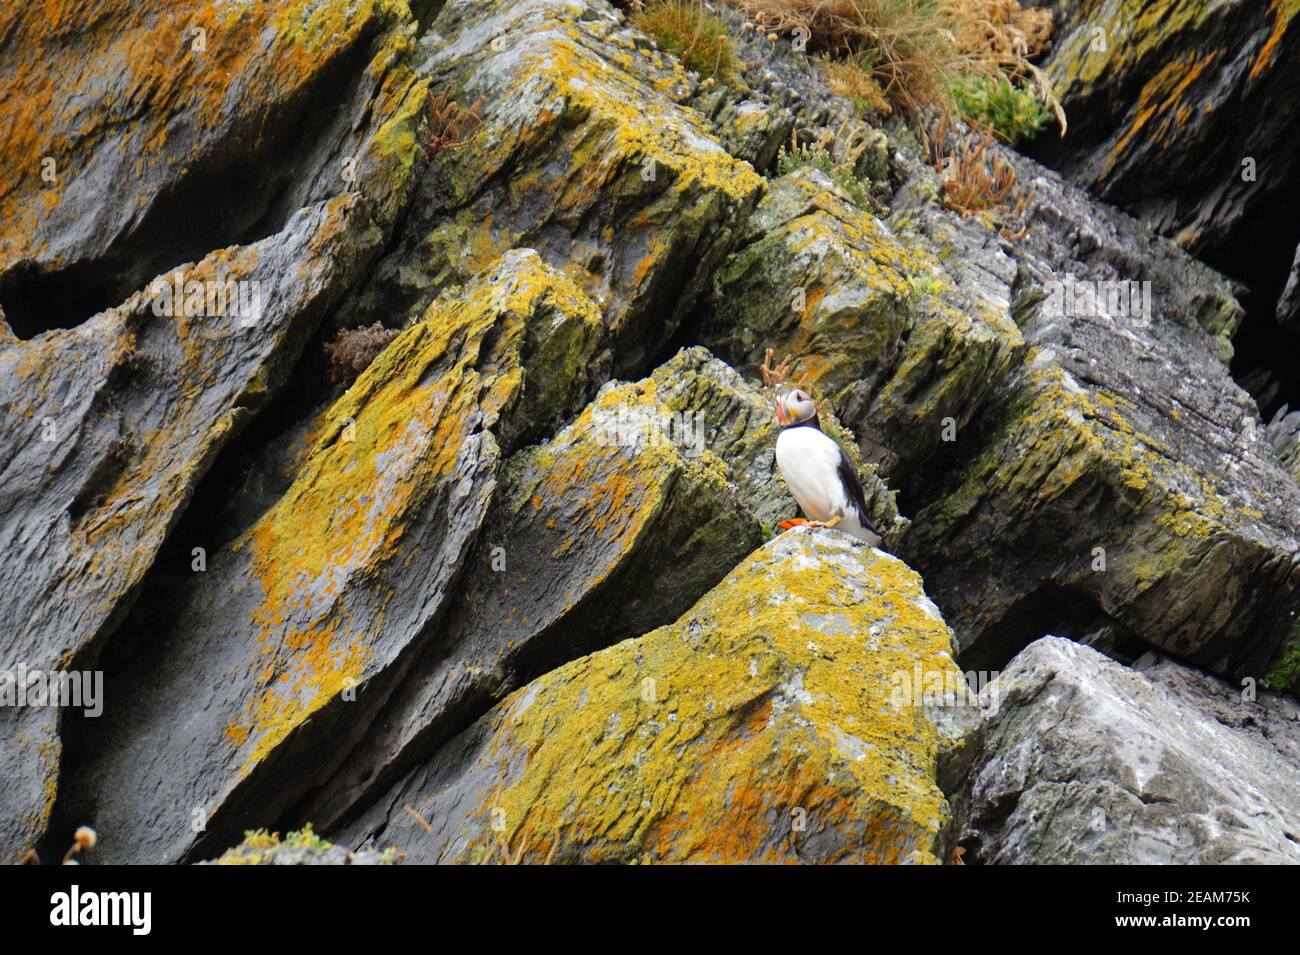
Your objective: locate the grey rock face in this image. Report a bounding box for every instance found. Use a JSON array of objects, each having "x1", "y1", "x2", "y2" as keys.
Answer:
[
  {"x1": 902, "y1": 147, "x2": 1300, "y2": 681},
  {"x1": 1035, "y1": 0, "x2": 1300, "y2": 261},
  {"x1": 296, "y1": 351, "x2": 766, "y2": 831},
  {"x1": 0, "y1": 196, "x2": 378, "y2": 860},
  {"x1": 697, "y1": 4, "x2": 884, "y2": 181},
  {"x1": 1266, "y1": 405, "x2": 1300, "y2": 487},
  {"x1": 0, "y1": 0, "x2": 417, "y2": 337},
  {"x1": 348, "y1": 0, "x2": 764, "y2": 378},
  {"x1": 958, "y1": 637, "x2": 1300, "y2": 864},
  {"x1": 3, "y1": 0, "x2": 1298, "y2": 868},
  {"x1": 56, "y1": 251, "x2": 605, "y2": 864},
  {"x1": 1277, "y1": 242, "x2": 1300, "y2": 333}
]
